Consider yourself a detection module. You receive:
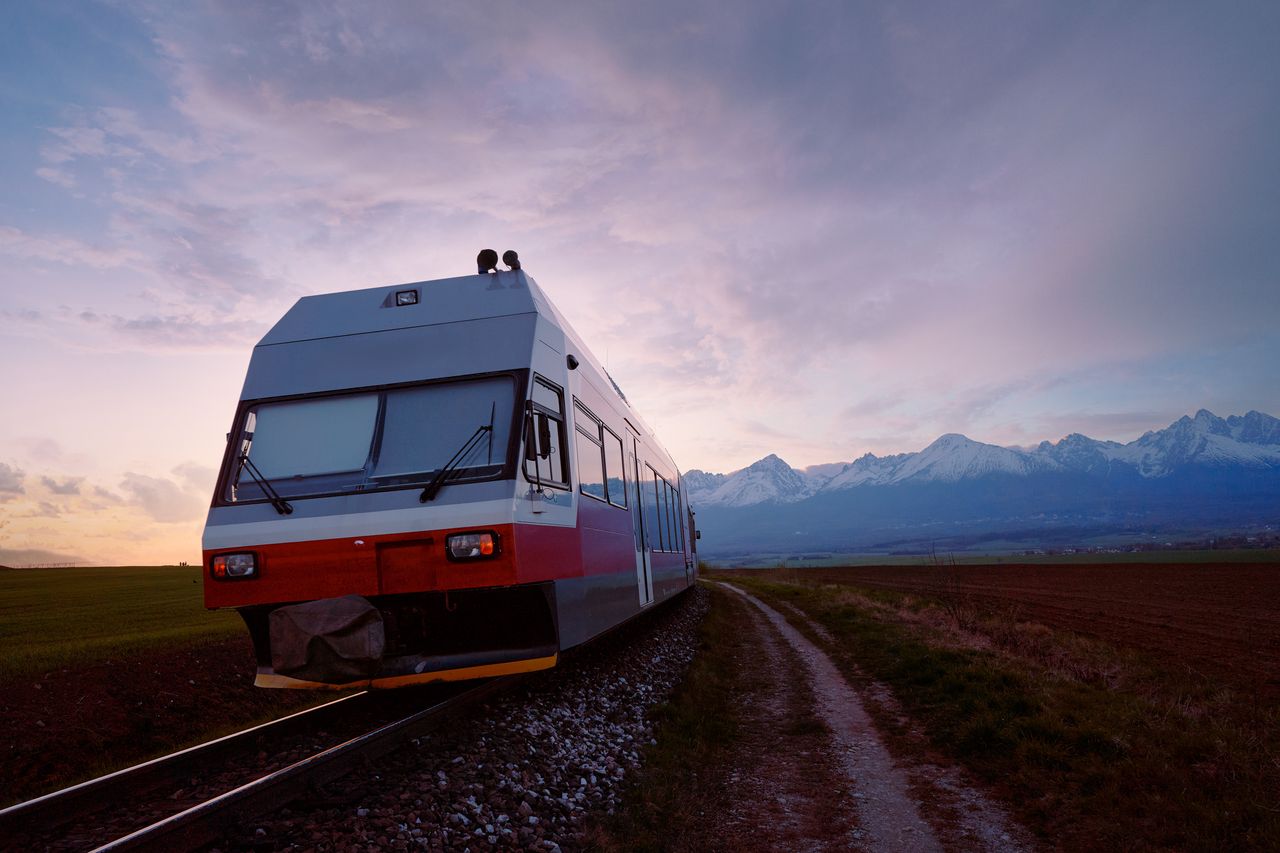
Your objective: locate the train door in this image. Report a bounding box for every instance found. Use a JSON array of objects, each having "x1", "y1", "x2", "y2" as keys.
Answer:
[{"x1": 629, "y1": 434, "x2": 654, "y2": 606}]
